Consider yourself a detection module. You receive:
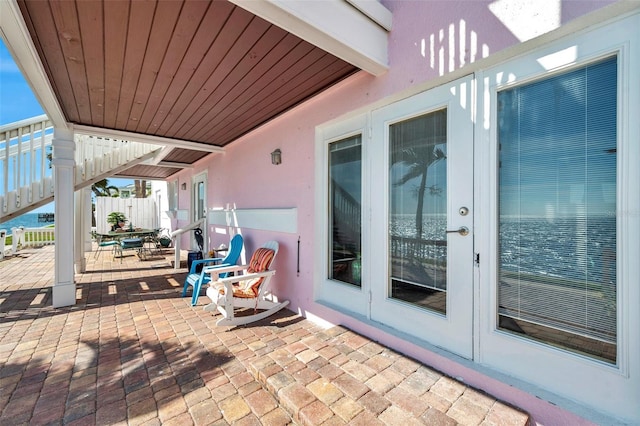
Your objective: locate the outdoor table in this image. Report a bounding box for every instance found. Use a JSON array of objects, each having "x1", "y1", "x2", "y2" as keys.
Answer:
[
  {"x1": 108, "y1": 229, "x2": 160, "y2": 260},
  {"x1": 107, "y1": 229, "x2": 158, "y2": 239}
]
